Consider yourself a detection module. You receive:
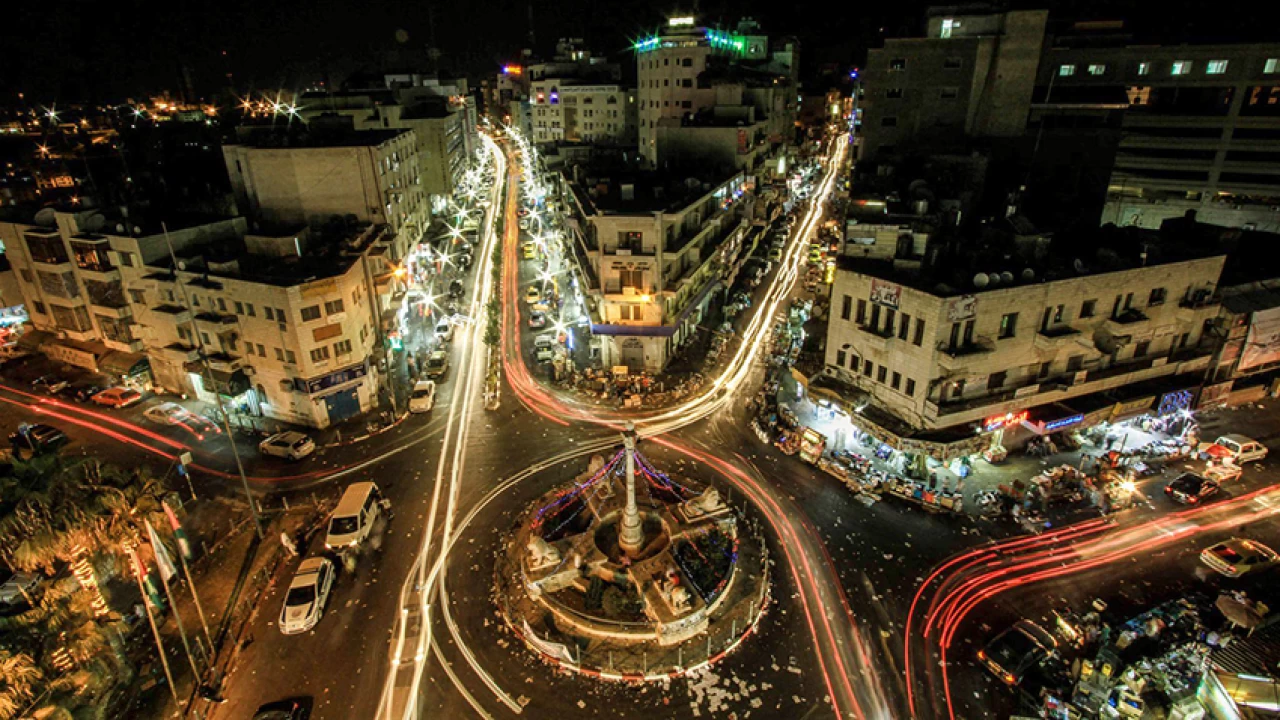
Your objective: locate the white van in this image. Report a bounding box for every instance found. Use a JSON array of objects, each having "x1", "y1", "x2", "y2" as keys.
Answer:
[
  {"x1": 1214, "y1": 434, "x2": 1268, "y2": 464},
  {"x1": 325, "y1": 482, "x2": 385, "y2": 550}
]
